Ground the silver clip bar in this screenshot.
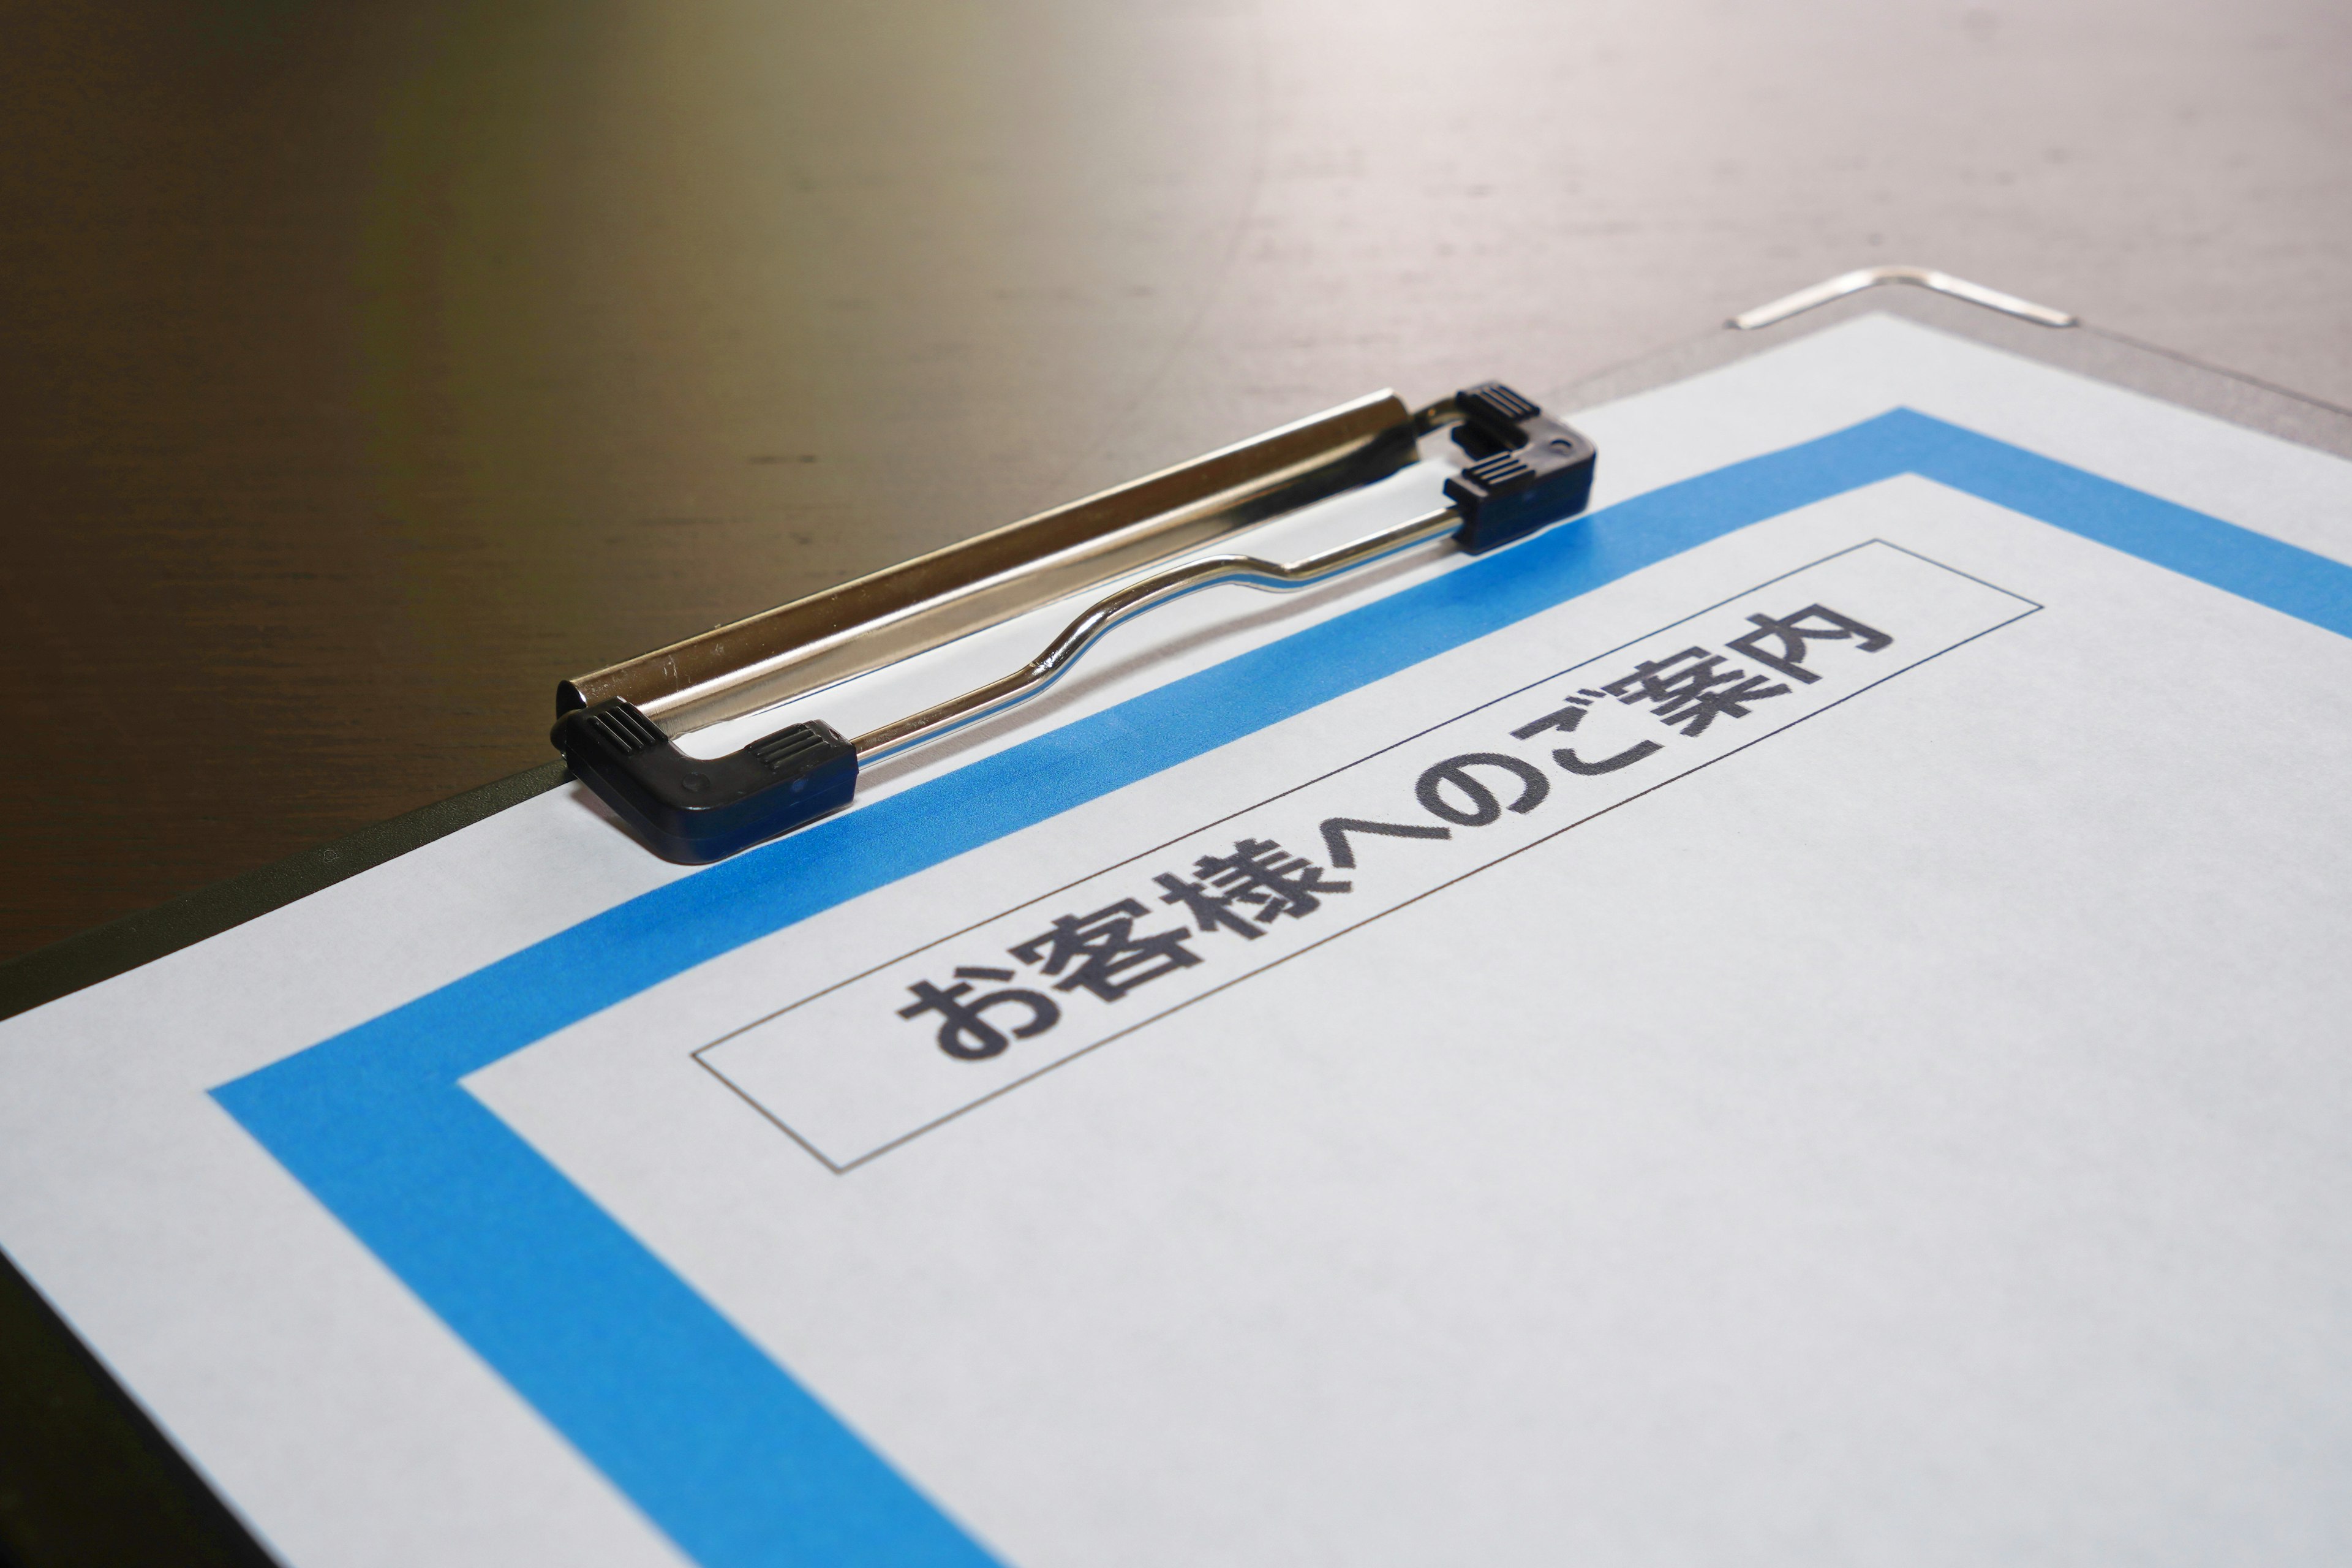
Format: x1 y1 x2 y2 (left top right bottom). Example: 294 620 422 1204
852 499 1465 763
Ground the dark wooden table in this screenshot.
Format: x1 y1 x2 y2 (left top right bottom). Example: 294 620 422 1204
4 0 2348 965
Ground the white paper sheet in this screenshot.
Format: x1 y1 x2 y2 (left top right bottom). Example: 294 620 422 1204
7 315 2352 1568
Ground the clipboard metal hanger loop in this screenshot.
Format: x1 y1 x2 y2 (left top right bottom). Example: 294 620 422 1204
1730 266 2078 331
552 382 1600 864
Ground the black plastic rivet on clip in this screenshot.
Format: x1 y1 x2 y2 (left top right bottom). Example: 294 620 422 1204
552 382 1597 864
551 702 858 865
1442 381 1599 554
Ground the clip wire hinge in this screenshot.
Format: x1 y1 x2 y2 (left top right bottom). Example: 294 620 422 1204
552 380 1596 863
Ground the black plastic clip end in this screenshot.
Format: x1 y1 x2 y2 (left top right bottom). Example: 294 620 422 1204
551 698 858 864
1441 381 1597 554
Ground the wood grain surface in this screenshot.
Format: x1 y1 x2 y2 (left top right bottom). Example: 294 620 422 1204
2 0 2347 963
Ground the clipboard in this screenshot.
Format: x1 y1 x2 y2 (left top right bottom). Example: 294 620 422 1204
15 266 2345 1024
6 270 2351 1568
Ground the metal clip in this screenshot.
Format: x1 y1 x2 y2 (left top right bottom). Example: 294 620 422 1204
553 382 1597 862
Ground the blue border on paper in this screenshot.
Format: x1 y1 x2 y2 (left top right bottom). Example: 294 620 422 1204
212 411 2352 1567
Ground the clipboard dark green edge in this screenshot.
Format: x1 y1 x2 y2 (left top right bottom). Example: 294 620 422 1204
3 284 2348 1568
